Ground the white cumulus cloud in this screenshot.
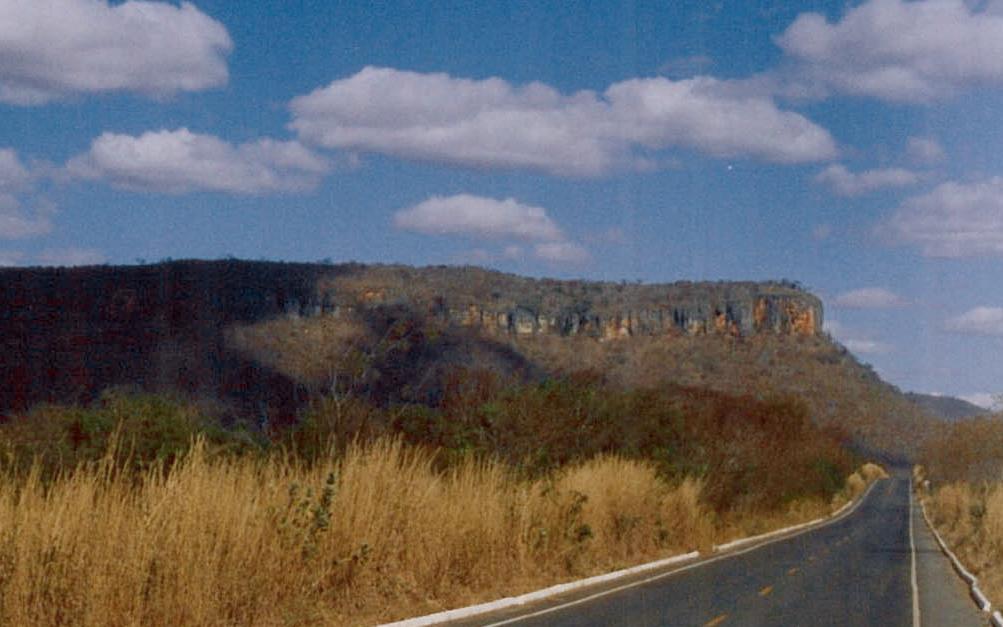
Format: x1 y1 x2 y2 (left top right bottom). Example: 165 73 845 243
833 287 907 309
66 129 330 194
393 195 564 242
776 0 1003 102
0 0 232 104
842 338 893 355
824 319 892 355
289 66 837 177
946 306 1003 336
959 392 996 410
394 194 590 265
815 164 918 196
885 177 1003 257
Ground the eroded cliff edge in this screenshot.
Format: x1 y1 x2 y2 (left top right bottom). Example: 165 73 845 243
316 265 821 340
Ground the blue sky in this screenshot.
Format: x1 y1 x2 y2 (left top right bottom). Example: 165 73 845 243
3 0 1003 404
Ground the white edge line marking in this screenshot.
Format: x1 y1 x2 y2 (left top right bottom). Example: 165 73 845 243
477 480 880 627
910 479 920 627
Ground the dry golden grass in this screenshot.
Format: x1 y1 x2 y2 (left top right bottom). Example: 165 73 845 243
0 438 712 626
926 479 1003 610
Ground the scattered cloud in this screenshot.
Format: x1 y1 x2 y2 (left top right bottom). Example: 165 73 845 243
0 148 55 239
533 241 590 264
0 250 24 266
814 164 918 196
35 247 106 267
833 287 908 309
289 66 837 177
0 0 232 105
842 338 893 355
0 209 53 239
824 319 893 355
394 194 589 265
66 129 329 195
959 392 997 409
393 195 564 242
906 136 945 165
776 0 1003 102
945 306 1003 336
884 177 1003 257
502 245 524 260
0 149 30 192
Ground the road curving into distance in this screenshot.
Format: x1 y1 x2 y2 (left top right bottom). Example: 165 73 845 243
443 475 984 627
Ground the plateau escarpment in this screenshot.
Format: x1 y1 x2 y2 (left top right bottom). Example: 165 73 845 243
0 259 928 460
0 260 816 415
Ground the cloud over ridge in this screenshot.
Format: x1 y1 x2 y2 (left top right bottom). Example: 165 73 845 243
394 194 589 265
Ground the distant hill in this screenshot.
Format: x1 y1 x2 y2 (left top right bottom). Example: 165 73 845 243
906 392 988 421
0 259 935 460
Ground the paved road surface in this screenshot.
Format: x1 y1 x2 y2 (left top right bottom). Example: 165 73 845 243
450 477 985 626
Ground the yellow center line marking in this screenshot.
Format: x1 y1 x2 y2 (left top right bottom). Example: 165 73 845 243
759 585 774 597
788 567 799 575
703 614 729 627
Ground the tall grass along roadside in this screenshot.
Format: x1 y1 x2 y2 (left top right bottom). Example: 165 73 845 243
0 437 714 626
919 468 1003 614
918 416 1003 612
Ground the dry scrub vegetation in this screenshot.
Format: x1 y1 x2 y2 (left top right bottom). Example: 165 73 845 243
0 437 715 626
516 334 933 461
919 417 1003 611
0 388 883 626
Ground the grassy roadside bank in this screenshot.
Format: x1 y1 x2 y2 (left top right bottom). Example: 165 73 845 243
915 416 1003 613
916 468 1003 612
0 432 884 627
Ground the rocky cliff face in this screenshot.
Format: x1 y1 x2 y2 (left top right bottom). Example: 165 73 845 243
425 294 819 340
0 260 822 419
313 267 822 341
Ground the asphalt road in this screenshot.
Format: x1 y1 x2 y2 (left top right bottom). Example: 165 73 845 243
451 477 983 627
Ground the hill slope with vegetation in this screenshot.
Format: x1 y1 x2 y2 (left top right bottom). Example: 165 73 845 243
0 259 933 460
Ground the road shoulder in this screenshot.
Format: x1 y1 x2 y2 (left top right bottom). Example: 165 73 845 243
913 496 987 626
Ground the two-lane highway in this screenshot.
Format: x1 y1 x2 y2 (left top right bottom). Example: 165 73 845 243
450 477 982 626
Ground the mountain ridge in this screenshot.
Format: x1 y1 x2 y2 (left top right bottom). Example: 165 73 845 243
0 259 930 459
